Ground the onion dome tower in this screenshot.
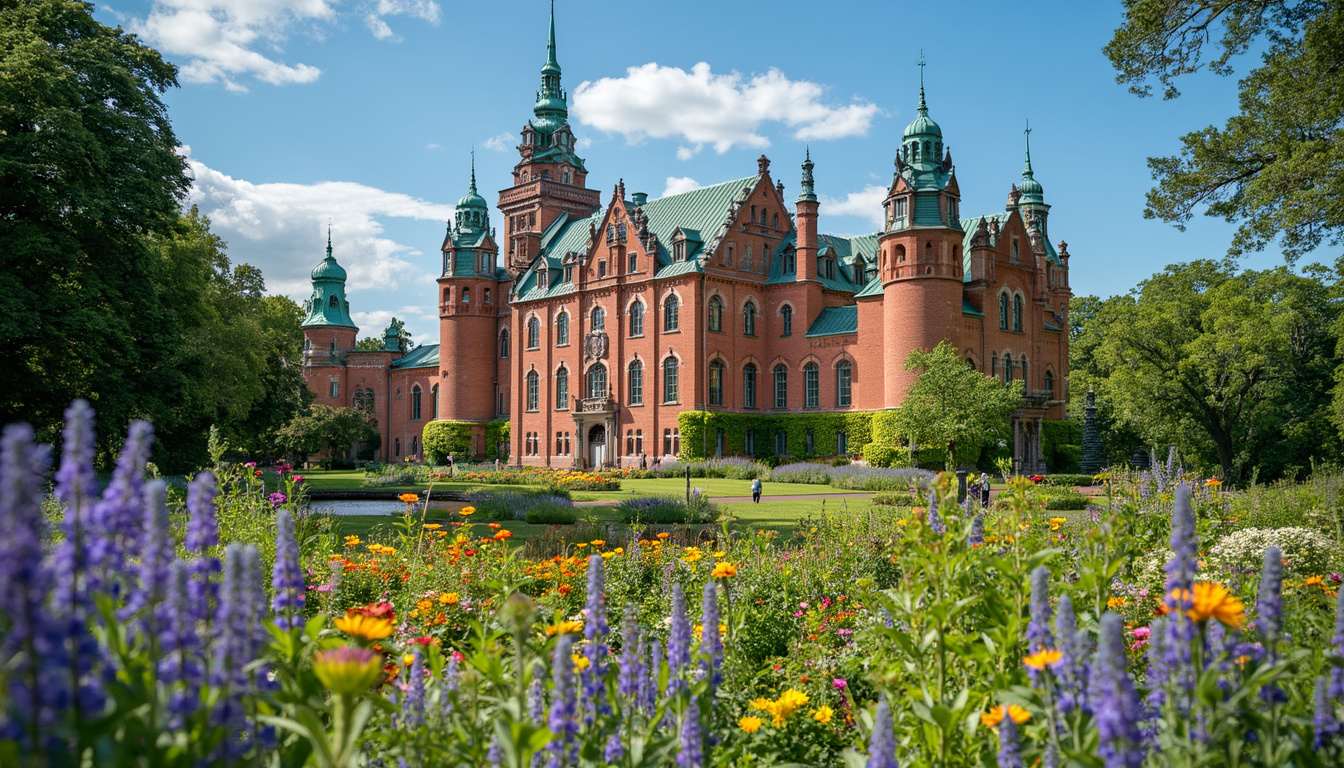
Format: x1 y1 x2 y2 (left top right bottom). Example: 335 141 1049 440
301 229 358 402
438 158 500 425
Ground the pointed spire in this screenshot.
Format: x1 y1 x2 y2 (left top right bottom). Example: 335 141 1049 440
469 149 477 194
542 0 561 76
1023 120 1034 176
326 225 332 257
917 50 928 116
798 145 816 203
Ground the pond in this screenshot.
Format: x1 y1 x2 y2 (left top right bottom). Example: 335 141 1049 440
307 500 469 517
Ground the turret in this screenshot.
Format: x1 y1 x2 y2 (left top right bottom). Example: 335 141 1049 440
795 148 818 283
439 163 501 426
301 230 358 404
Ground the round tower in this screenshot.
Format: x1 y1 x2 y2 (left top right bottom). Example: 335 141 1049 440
879 67 965 407
302 231 358 405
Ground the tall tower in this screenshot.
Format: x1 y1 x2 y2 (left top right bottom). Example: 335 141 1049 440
438 161 501 427
497 0 600 276
878 61 965 407
301 230 359 405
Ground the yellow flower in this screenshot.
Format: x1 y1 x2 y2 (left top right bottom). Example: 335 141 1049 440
1186 581 1246 628
713 550 727 559
575 543 588 549
398 493 420 504
545 620 584 636
711 562 738 579
981 704 1031 728
402 653 416 667
458 506 475 517
683 549 704 563
614 547 624 555
810 705 834 724
656 532 670 540
590 539 606 547
1204 478 1222 487
1022 649 1063 670
753 689 810 727
1107 596 1126 609
423 523 442 531
1304 575 1325 588
571 653 590 671
601 551 615 560
750 697 773 712
313 646 383 695
344 535 362 547
738 716 763 733
334 613 395 641
439 592 460 606
692 622 727 641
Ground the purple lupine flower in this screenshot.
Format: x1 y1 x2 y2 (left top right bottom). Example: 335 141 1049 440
700 580 723 687
676 699 703 768
618 611 642 699
1165 483 1198 595
527 673 544 723
604 733 625 762
210 544 256 761
1026 566 1053 652
927 497 945 534
184 471 220 622
667 583 692 692
1144 617 1169 713
1054 594 1089 714
443 653 461 718
272 510 304 630
546 635 578 767
866 697 898 768
1256 545 1284 651
125 480 174 624
1330 587 1344 699
996 713 1024 768
1162 483 1198 703
403 650 425 729
643 638 661 710
487 735 504 766
968 510 985 547
159 560 200 726
1043 742 1061 768
1090 612 1146 768
1315 677 1340 749
88 420 154 584
53 400 95 612
882 607 894 629
267 492 287 509
582 555 610 719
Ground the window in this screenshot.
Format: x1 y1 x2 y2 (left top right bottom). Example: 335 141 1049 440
411 385 422 420
663 357 679 403
1004 353 1014 383
556 312 570 345
628 360 643 404
1045 370 1055 398
726 244 734 266
837 430 848 455
461 288 470 304
354 390 365 409
715 428 725 458
555 366 569 409
708 296 723 332
635 429 643 455
598 260 607 278
587 363 608 399
431 385 439 419
743 302 757 336
836 361 852 407
329 295 339 308
591 306 606 333
1013 294 1024 333
1021 357 1029 388
526 371 539 411
500 330 510 358
365 390 374 411
395 437 401 457
991 353 998 376
781 305 793 337
663 428 680 457
556 432 565 455
999 294 1009 331
743 364 757 409
744 245 754 272
773 365 788 409
782 247 793 273
1012 238 1020 261
805 429 815 454
663 295 679 332
629 300 644 336
527 318 540 349
772 212 778 230
443 288 451 304
564 264 573 282
709 360 724 406
330 381 339 398
744 429 755 455
774 430 787 455
628 252 637 274
803 362 819 408
484 288 492 303
626 430 635 455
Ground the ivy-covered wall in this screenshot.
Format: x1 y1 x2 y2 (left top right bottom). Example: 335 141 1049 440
677 411 875 462
486 418 510 460
422 420 474 464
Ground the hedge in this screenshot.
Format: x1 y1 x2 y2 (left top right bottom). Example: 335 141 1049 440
1043 419 1082 473
422 420 473 464
677 411 875 461
486 418 510 460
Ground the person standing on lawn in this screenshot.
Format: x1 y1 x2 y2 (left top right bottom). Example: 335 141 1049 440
979 472 991 507
751 477 762 503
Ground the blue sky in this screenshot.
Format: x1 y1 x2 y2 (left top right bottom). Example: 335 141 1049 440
96 0 1289 345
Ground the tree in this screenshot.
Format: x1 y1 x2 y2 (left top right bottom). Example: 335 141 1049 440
1086 260 1339 483
274 405 379 467
1105 1 1344 263
894 341 1023 470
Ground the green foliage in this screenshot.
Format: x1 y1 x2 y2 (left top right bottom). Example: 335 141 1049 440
523 505 577 525
485 418 510 460
677 410 874 461
615 495 720 525
1042 419 1082 473
422 420 473 464
1041 473 1095 487
872 491 923 507
275 405 379 466
861 442 903 468
1106 1 1344 263
893 341 1021 469
1040 487 1091 510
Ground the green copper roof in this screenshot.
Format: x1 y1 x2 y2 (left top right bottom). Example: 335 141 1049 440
854 276 883 298
959 211 1061 269
457 155 488 211
765 230 877 292
797 147 817 203
962 298 983 316
805 306 858 337
390 344 439 370
902 62 942 141
533 0 568 125
302 235 357 328
1019 125 1045 205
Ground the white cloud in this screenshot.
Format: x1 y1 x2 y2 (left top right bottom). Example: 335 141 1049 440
483 132 516 152
124 0 439 91
820 185 887 229
426 142 441 150
184 151 454 300
573 62 879 156
661 177 703 197
352 305 440 344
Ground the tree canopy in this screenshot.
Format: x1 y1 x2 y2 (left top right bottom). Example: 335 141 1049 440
894 341 1022 470
274 405 379 466
1106 1 1344 263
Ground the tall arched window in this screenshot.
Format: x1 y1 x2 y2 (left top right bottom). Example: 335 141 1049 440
1044 370 1055 398
365 390 375 411
431 384 439 419
499 330 510 358
627 360 643 404
773 364 788 409
591 306 606 333
411 385 422 420
526 371 539 410
663 295 680 332
708 296 723 332
587 363 608 399
555 366 569 409
662 357 679 402
709 359 725 406
781 305 793 337
527 317 540 349
1012 294 1024 333
1004 353 1014 383
328 295 339 308
1021 357 1029 388
836 361 852 407
999 294 1009 331
353 390 365 409
803 362 819 408
743 302 757 336
743 363 758 409
629 300 644 336
556 312 570 345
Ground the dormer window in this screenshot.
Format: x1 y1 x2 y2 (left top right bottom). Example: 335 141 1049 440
564 264 573 282
562 169 571 184
538 268 548 290
893 197 908 224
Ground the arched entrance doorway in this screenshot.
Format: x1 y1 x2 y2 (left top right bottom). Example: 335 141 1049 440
588 424 606 468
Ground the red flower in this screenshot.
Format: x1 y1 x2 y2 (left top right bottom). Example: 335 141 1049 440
352 601 396 620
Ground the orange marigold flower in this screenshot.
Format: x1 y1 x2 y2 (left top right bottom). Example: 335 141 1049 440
458 506 476 517
546 620 583 636
399 493 420 504
1304 575 1325 587
711 562 738 579
335 612 395 641
981 704 1031 728
1204 478 1222 487
423 523 442 531
1022 649 1063 670
1169 582 1246 628
656 532 670 540
738 716 763 733
439 592 460 606
494 530 513 540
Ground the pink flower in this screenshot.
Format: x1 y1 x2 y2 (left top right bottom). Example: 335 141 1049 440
244 461 257 468
293 475 305 484
833 678 847 690
1137 588 1149 598
1131 626 1151 640
820 597 832 609
1130 639 1149 651
798 602 809 610
1331 573 1342 584
793 611 804 619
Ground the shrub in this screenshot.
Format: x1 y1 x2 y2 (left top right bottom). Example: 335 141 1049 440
616 496 688 524
862 443 903 468
1042 474 1095 487
771 462 834 484
828 465 934 492
873 491 924 507
422 420 474 464
363 463 428 487
1042 488 1091 510
1207 527 1340 579
650 457 769 479
468 490 573 522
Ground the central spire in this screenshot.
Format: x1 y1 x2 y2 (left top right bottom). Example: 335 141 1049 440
1023 120 1034 175
533 0 568 125
543 0 560 76
917 49 928 116
469 149 477 194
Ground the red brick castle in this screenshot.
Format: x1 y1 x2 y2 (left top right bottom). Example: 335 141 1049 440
302 8 1071 472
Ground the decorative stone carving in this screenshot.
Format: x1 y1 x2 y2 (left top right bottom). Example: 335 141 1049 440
1080 387 1106 474
583 331 608 361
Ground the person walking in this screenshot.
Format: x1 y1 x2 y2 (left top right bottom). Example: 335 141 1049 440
979 472 991 507
751 477 762 504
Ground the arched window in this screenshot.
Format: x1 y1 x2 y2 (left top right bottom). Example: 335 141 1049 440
743 302 757 336
353 390 365 409
411 385 422 420
629 300 644 336
773 364 788 409
837 430 848 455
591 306 606 333
526 371 539 410
781 305 793 337
991 352 998 376
329 295 339 308
431 385 439 419
663 295 680 332
555 366 569 409
587 363 608 399
743 363 758 409
662 357 679 403
442 288 451 304
708 296 723 332
1044 370 1055 398
772 212 779 230
484 288 492 303
1021 357 1029 388
999 294 1009 331
1012 294 1024 333
803 362 819 408
556 312 570 345
461 288 471 304
709 359 725 406
527 317 540 349
1004 353 1014 383
627 360 643 404
836 361 852 407
499 329 510 358
365 390 375 411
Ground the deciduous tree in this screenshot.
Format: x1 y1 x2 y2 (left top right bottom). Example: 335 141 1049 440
895 341 1022 470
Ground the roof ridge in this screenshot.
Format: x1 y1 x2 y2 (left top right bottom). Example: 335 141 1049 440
650 174 758 204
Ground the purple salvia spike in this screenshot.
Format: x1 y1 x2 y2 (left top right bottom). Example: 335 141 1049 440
866 697 897 768
1026 566 1052 652
271 510 304 630
997 713 1024 768
667 583 691 692
89 420 153 582
676 698 703 768
1089 613 1146 768
700 580 723 688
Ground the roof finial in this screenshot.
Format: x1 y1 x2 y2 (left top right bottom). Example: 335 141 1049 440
326 225 332 258
1024 119 1034 175
917 50 928 116
469 148 477 193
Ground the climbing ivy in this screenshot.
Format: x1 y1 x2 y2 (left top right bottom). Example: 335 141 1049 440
677 411 875 461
